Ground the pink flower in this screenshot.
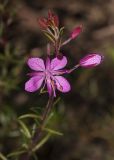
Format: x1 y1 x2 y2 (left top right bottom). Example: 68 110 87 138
25 56 71 97
79 53 103 68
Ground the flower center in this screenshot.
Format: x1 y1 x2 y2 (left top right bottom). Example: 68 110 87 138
45 69 52 78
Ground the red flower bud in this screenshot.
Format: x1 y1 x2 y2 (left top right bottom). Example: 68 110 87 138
53 15 59 27
48 10 59 27
48 10 53 19
70 25 82 39
38 18 48 29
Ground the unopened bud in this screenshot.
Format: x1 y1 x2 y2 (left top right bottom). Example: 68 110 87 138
53 15 59 27
38 18 48 29
79 54 103 68
70 25 82 39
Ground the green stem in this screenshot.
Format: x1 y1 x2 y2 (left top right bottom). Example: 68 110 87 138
32 95 54 144
19 95 54 160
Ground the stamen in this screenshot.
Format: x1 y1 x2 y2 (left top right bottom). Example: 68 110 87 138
59 85 63 91
54 76 63 91
51 79 56 97
40 78 46 93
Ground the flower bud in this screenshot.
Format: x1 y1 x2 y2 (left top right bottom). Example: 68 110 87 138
53 15 59 27
70 25 82 39
48 10 59 27
38 18 48 29
48 10 53 19
79 54 103 68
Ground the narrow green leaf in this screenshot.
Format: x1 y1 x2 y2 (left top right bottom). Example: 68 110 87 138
30 106 42 113
18 114 41 120
22 143 28 149
7 150 26 157
44 98 60 126
43 127 63 136
32 133 51 152
18 120 31 138
44 32 55 43
40 88 48 94
43 112 54 126
0 153 7 160
53 97 61 106
60 27 65 36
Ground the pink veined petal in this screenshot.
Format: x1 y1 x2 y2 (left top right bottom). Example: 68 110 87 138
25 75 44 92
54 76 71 93
46 57 51 70
27 72 44 77
27 58 45 71
51 56 67 71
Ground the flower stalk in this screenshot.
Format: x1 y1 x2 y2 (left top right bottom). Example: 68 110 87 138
32 95 54 144
20 95 54 160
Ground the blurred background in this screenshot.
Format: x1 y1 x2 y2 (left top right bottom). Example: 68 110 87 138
0 0 114 159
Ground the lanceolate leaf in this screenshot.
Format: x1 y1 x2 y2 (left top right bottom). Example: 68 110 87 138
32 133 51 152
44 32 55 43
43 127 63 136
18 120 31 139
59 27 64 36
18 114 41 120
7 150 26 158
53 97 61 106
0 153 7 160
43 112 54 126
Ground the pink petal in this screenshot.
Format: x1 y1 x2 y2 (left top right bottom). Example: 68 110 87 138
46 57 51 70
79 53 103 68
27 58 45 71
27 72 44 77
54 76 71 93
51 56 67 71
25 75 44 92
